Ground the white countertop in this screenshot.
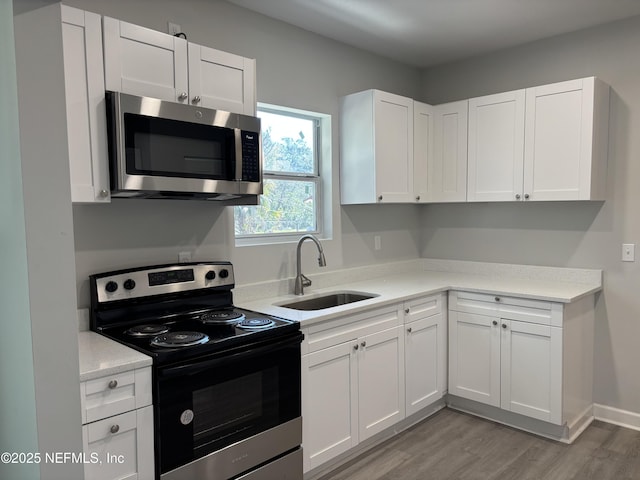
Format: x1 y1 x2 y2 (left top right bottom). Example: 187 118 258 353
78 331 152 381
237 269 602 327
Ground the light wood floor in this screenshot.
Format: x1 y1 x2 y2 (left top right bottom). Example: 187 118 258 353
320 408 640 480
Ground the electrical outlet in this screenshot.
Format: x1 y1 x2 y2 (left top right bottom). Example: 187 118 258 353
622 243 635 262
178 251 192 263
374 235 381 251
168 22 181 35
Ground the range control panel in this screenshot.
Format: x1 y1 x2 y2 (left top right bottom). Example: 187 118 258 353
93 262 234 303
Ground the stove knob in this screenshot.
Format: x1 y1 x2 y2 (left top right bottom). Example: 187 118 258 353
205 270 216 281
105 281 118 293
219 269 229 279
123 279 136 290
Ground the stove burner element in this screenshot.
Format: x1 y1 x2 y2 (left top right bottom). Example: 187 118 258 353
237 318 276 330
200 311 245 325
125 324 170 337
150 331 209 348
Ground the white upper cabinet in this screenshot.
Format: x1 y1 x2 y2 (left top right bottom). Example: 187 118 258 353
15 4 110 204
340 90 415 204
188 43 256 115
431 100 468 202
523 77 609 201
467 90 526 202
414 101 435 203
103 17 256 115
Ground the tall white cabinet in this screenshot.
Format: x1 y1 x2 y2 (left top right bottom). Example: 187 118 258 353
431 101 468 202
103 17 256 115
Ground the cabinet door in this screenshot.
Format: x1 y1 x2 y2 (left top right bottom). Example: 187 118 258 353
500 319 562 424
103 17 188 102
358 326 405 441
302 341 358 472
61 6 110 203
83 405 154 480
373 91 414 203
468 90 525 202
432 101 468 202
188 43 256 115
448 311 500 407
523 77 601 201
405 312 446 416
414 101 434 203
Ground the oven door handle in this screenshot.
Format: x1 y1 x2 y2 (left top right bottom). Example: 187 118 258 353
158 331 303 379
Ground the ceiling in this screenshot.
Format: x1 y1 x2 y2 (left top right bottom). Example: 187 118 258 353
227 0 640 67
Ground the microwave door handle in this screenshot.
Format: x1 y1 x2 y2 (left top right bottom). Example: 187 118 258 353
234 128 243 181
158 332 303 379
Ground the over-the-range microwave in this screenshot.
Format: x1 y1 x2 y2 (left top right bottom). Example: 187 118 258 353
105 91 262 203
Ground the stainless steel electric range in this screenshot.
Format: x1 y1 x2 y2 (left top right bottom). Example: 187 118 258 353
90 262 303 480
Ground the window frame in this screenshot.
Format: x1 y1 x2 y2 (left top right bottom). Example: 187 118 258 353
234 104 325 244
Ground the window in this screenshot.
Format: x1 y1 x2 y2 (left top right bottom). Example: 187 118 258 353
234 105 324 240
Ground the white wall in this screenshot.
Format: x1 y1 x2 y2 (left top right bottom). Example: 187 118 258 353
420 15 640 415
0 1 39 478
66 0 424 307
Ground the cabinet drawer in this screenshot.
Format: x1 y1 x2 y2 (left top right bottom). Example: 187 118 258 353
81 367 152 424
303 305 401 354
82 405 154 480
449 291 563 327
404 294 444 323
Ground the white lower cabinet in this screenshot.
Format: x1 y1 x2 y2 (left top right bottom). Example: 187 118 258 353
80 367 154 480
301 305 404 472
302 294 446 473
404 294 447 416
448 291 593 434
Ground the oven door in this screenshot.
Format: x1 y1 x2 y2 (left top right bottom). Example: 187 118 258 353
156 331 303 479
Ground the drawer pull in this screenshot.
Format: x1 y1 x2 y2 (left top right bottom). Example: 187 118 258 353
407 327 412 333
405 308 410 314
353 344 359 351
502 323 508 329
492 320 498 326
361 341 366 348
108 380 118 389
110 424 120 434
494 296 501 302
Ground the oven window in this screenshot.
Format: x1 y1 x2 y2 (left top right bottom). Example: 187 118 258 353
123 113 234 180
192 371 271 448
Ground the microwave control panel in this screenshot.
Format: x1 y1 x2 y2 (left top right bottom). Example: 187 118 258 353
241 131 260 182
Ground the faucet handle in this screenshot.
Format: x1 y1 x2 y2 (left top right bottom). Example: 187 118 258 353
301 274 312 288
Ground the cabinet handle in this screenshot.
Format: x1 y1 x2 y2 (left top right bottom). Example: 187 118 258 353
494 296 501 302
178 92 188 101
515 194 521 200
407 327 412 333
361 341 366 348
110 424 120 434
405 308 410 314
192 95 201 104
353 344 359 351
492 320 498 326
502 323 507 329
108 380 118 389
416 195 421 201
377 195 383 202
524 193 530 199
98 189 109 198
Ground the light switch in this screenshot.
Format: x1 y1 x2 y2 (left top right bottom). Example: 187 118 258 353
622 243 635 262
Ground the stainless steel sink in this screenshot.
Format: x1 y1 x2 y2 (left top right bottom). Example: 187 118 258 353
278 291 379 311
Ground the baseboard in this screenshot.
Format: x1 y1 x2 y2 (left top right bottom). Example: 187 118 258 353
594 403 640 431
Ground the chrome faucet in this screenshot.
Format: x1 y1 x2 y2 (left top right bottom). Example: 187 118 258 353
294 234 326 295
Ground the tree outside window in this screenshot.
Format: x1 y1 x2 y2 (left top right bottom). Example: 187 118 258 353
235 108 321 238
